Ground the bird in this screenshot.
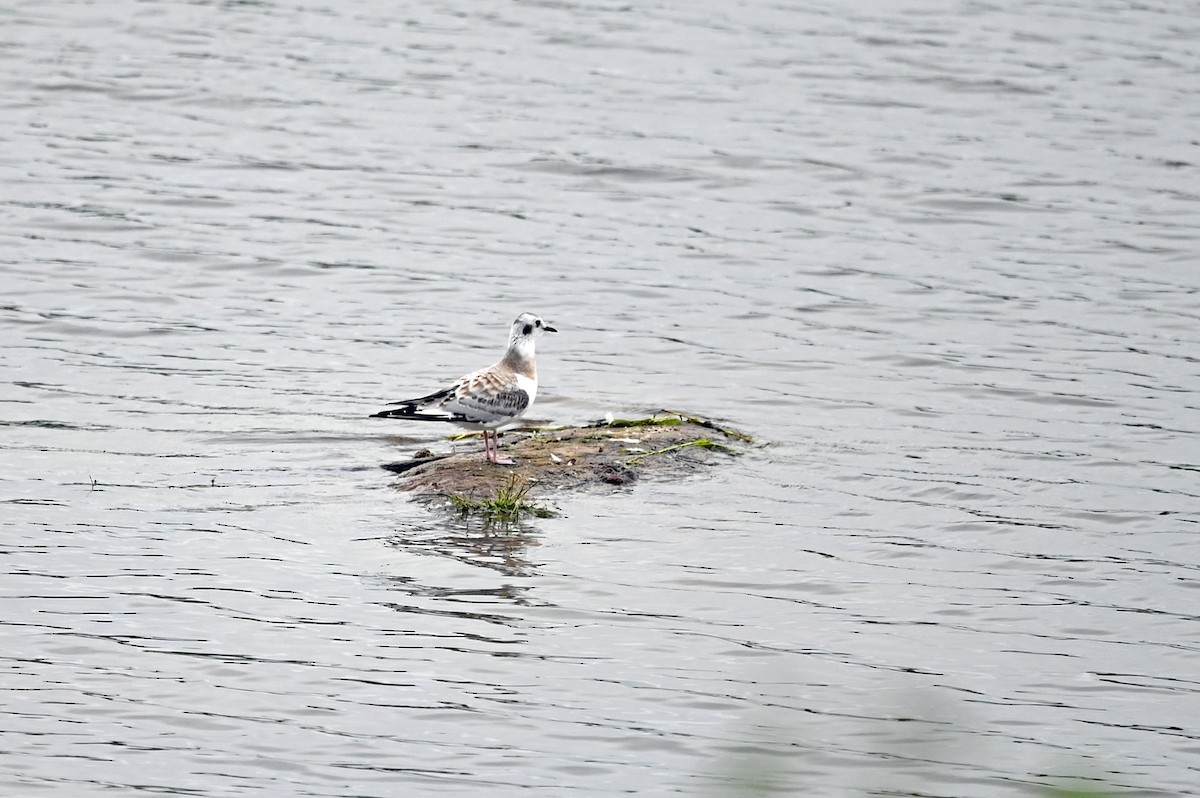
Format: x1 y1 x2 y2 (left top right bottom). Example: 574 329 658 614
372 313 557 464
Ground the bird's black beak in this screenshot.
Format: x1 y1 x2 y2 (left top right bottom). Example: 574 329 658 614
544 324 558 333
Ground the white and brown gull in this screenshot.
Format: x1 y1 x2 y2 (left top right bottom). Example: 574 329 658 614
372 312 557 463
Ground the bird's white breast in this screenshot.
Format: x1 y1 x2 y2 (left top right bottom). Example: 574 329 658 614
515 372 537 407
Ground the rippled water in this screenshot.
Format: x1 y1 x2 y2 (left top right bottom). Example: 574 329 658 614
3 1 1199 796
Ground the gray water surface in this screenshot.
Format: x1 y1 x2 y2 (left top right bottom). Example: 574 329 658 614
2 1 1199 796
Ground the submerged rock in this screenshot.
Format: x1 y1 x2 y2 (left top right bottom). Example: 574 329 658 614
594 463 638 486
381 412 752 507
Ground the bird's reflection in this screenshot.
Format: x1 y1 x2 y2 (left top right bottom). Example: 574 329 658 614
388 513 541 577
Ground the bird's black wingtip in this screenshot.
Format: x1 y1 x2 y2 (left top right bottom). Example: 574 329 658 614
371 407 411 419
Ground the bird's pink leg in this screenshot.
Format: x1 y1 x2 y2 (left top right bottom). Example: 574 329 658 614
482 430 495 462
491 431 515 465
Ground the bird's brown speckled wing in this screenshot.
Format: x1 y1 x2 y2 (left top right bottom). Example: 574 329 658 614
450 368 529 422
371 361 531 427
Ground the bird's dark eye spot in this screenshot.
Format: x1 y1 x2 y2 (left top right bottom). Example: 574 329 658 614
522 324 533 335
535 319 542 327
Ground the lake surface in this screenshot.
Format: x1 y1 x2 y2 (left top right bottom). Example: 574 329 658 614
2 1 1198 796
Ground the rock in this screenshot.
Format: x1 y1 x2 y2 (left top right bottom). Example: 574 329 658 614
594 463 638 485
379 412 753 511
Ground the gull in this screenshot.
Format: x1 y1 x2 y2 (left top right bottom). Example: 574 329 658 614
372 312 557 464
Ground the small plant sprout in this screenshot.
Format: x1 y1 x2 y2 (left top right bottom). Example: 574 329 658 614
447 474 555 522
